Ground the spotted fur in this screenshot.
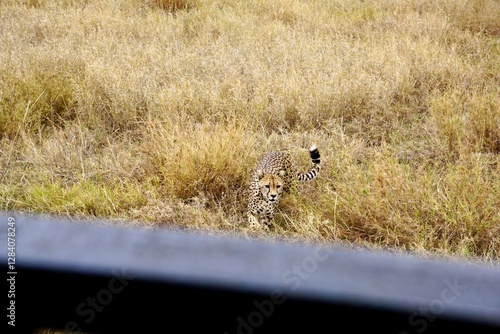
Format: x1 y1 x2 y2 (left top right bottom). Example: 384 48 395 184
247 145 321 228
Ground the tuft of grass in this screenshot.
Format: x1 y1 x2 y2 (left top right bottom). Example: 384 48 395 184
149 0 197 12
0 62 77 139
141 120 257 204
0 0 499 260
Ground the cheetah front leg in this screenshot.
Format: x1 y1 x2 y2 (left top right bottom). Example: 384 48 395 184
248 212 260 229
259 214 272 230
248 210 272 230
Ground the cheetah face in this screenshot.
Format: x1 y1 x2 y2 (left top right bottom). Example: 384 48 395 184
257 170 285 203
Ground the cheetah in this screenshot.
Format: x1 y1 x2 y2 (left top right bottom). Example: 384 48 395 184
247 145 321 228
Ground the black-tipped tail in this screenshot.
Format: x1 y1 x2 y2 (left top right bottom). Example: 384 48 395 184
309 145 321 165
297 146 321 182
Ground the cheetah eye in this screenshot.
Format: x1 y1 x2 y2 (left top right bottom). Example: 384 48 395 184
265 185 270 189
276 185 281 189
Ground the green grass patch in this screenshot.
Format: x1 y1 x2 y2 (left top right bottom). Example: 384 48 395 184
13 181 147 218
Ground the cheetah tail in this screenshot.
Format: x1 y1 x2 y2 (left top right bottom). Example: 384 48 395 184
298 145 321 182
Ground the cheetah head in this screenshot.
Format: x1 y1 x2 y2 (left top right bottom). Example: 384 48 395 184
257 170 285 203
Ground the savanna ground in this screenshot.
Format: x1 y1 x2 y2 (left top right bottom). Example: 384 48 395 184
1 0 499 263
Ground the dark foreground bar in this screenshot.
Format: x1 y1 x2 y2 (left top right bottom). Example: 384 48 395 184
1 212 500 333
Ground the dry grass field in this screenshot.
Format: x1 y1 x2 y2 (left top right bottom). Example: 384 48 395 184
1 0 499 260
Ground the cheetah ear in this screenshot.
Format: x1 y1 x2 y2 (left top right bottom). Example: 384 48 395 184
278 170 285 177
257 169 264 179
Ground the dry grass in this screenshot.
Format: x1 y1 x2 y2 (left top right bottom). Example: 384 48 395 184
1 0 499 260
